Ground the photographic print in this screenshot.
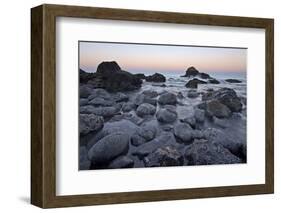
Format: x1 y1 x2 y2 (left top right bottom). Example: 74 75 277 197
79 41 247 170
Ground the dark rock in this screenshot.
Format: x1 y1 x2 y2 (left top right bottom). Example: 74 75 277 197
87 88 111 101
89 97 114 107
91 106 119 118
79 146 91 170
185 78 207 89
131 124 157 146
134 93 157 106
80 105 95 114
146 73 166 82
144 146 184 167
225 79 242 83
142 90 158 98
202 88 242 112
199 72 211 79
83 61 142 92
205 100 231 118
194 108 205 123
113 92 129 102
132 133 176 159
187 90 199 98
191 130 205 139
108 156 134 169
185 139 242 165
180 116 196 128
136 103 156 117
134 73 146 80
213 117 230 128
88 132 130 165
80 98 89 106
177 92 184 99
80 69 96 84
80 85 93 98
156 106 177 123
158 92 177 105
203 128 246 162
86 120 139 149
80 114 104 135
182 66 199 77
208 78 220 84
174 123 193 143
122 102 136 112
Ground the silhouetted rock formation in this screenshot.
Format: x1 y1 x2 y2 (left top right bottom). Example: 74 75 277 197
225 79 242 83
182 66 199 77
134 73 146 80
80 61 142 92
146 73 166 82
185 78 207 88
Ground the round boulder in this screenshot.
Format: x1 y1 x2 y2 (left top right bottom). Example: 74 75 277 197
88 132 130 165
156 106 177 123
174 123 193 143
158 93 177 105
136 103 156 117
80 114 104 135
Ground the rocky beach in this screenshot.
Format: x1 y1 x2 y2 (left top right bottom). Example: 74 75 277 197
79 61 247 170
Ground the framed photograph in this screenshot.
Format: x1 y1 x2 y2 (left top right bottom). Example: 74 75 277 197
31 4 274 208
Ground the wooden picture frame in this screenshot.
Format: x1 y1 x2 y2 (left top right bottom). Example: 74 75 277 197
31 4 274 208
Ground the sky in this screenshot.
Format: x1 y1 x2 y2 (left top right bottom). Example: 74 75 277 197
79 41 247 75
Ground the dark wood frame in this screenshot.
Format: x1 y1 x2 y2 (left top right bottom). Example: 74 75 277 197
31 4 274 208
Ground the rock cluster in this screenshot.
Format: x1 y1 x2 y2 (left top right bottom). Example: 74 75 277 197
79 63 246 170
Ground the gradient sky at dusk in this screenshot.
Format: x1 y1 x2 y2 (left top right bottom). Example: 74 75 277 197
79 41 247 75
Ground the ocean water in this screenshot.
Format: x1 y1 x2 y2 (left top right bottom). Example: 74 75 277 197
141 72 247 98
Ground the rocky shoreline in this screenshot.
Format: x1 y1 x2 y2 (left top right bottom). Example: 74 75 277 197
79 61 246 170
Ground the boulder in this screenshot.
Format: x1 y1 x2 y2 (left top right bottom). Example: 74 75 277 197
199 72 211 79
132 133 176 159
134 93 157 106
122 102 136 112
208 78 220 84
185 139 242 165
225 79 242 83
181 66 199 77
93 106 119 117
144 146 184 167
156 106 177 123
174 123 193 143
142 90 158 98
88 132 130 165
180 116 196 128
146 73 166 82
202 88 242 112
82 61 142 92
194 108 205 123
80 105 95 114
87 88 111 101
136 103 156 117
205 100 231 118
108 156 134 169
187 90 199 98
113 92 129 102
89 97 114 107
79 146 91 170
203 128 246 162
134 73 146 80
80 85 93 98
80 98 89 106
158 93 177 105
185 78 207 89
80 114 104 135
131 124 157 146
